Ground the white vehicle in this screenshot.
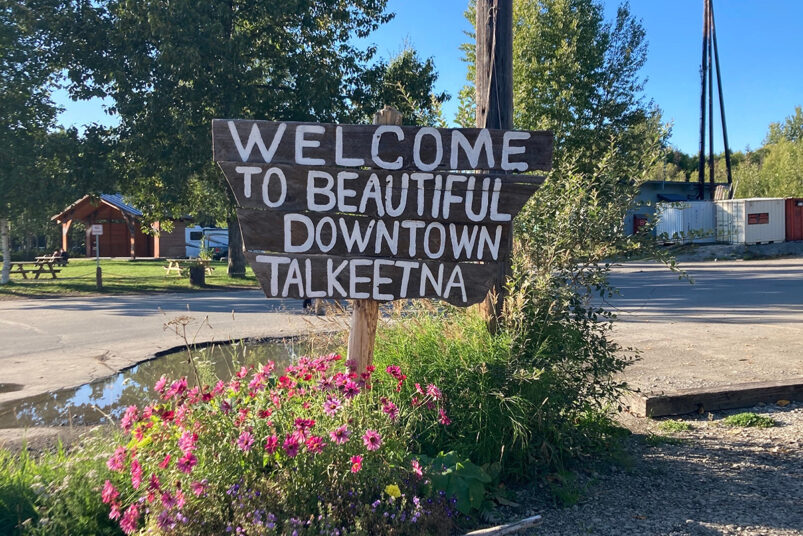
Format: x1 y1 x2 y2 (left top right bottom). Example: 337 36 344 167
185 226 229 259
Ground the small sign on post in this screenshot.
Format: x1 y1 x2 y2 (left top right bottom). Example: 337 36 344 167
91 224 103 289
212 109 553 371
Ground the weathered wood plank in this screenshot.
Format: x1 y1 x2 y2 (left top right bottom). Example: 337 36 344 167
622 378 803 417
218 162 544 224
245 251 498 306
237 208 511 263
212 119 553 172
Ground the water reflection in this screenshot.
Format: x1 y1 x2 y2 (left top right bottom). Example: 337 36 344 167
0 340 307 428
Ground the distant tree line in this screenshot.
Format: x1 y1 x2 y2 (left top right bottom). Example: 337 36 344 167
644 106 803 199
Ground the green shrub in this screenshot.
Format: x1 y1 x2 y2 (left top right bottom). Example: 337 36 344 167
657 420 692 433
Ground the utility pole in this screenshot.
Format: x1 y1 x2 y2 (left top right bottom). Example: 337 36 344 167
476 0 513 333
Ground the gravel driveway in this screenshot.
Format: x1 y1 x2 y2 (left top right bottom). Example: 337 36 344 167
501 403 803 535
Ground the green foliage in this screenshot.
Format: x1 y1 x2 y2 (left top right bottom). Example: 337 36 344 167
420 452 492 515
721 412 776 428
0 438 122 536
657 420 693 433
643 434 684 447
735 138 803 198
765 105 803 145
351 47 449 126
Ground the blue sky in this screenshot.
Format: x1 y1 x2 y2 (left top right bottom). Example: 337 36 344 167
53 0 803 155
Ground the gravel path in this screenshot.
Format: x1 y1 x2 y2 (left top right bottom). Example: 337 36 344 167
498 403 803 536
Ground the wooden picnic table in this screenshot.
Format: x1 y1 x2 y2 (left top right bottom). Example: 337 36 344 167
35 254 69 266
7 260 62 279
163 258 214 277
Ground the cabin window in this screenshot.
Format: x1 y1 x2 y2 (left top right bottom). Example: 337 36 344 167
747 213 769 225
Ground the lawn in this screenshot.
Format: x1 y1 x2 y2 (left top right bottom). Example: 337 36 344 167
0 258 260 297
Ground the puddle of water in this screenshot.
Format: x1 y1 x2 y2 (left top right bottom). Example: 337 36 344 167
0 340 310 428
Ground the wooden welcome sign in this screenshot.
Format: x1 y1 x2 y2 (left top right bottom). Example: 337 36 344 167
212 112 552 309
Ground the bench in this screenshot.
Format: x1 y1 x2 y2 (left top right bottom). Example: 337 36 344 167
7 261 61 279
164 258 214 277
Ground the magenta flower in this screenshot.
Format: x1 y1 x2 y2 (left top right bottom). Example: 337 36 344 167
439 407 451 425
120 405 138 432
119 503 140 535
106 446 126 472
323 396 342 417
294 418 315 432
411 459 424 479
161 491 177 509
350 454 363 473
130 459 142 489
237 430 255 452
264 434 279 454
154 375 168 393
158 454 171 469
178 431 197 454
190 479 208 497
426 384 442 400
156 511 175 531
362 429 382 451
177 452 197 473
342 379 360 399
101 480 119 504
109 503 121 521
329 425 351 445
305 435 325 454
381 399 399 422
282 434 300 458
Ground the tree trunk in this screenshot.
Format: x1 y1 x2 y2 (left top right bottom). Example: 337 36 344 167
227 216 246 278
189 264 206 286
476 0 513 333
1 218 10 285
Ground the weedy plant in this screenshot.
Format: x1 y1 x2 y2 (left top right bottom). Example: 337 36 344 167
721 412 776 428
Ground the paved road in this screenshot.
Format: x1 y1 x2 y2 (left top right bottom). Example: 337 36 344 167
608 258 803 393
0 291 334 406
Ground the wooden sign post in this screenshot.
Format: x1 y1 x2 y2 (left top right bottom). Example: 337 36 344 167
212 110 553 372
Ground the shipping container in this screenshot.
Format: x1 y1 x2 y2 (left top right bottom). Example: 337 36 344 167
715 198 786 245
786 198 803 242
655 201 716 244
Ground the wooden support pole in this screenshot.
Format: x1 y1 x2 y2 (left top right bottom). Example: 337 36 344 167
476 0 513 333
61 219 72 252
346 105 402 374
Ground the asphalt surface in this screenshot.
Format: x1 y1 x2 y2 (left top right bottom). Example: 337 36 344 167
607 258 803 393
0 291 334 406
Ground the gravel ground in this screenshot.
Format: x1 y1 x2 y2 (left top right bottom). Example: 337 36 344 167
493 402 803 536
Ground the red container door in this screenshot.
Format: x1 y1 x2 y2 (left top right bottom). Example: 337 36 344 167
786 199 803 242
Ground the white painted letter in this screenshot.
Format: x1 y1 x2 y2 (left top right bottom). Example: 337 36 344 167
372 259 394 300
371 126 404 170
284 213 314 252
335 126 365 166
295 124 326 166
349 259 372 299
307 170 336 211
450 129 494 169
327 259 348 297
423 222 446 259
501 131 530 171
489 178 511 221
235 166 261 198
262 167 287 208
443 266 467 303
255 255 290 295
413 127 443 171
228 121 285 163
337 171 359 212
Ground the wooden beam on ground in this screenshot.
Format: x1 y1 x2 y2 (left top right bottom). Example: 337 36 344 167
622 378 803 417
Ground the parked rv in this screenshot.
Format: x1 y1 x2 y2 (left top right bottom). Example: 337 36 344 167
185 226 229 259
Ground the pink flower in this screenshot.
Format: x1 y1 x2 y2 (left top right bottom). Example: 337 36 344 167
294 418 316 432
236 366 249 379
305 435 325 454
329 425 351 445
190 479 208 497
149 473 161 491
109 503 121 520
101 480 119 504
414 383 425 395
130 459 142 489
154 375 168 393
323 396 342 417
119 503 140 534
381 398 399 422
362 429 382 451
438 407 451 425
264 434 279 453
283 435 300 458
411 459 424 479
350 455 363 473
106 446 126 472
120 405 138 432
237 430 255 452
161 491 177 509
158 454 171 469
178 431 197 454
426 384 442 400
165 378 188 399
177 452 197 473
342 379 360 399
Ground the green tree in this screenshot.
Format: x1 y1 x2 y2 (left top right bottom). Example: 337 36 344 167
0 0 60 283
53 0 393 275
351 47 450 126
765 105 803 145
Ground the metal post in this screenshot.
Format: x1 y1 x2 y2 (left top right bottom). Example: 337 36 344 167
709 0 734 193
95 233 102 289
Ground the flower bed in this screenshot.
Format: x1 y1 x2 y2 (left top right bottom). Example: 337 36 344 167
101 354 458 534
